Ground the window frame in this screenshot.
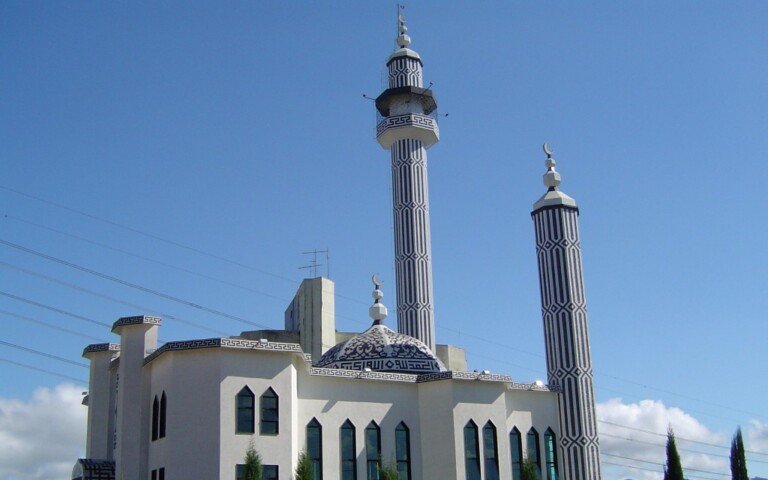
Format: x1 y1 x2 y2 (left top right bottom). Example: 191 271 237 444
365 421 381 480
307 417 323 480
340 419 357 480
236 387 255 434
509 427 523 480
260 387 279 435
263 465 278 480
527 428 541 478
544 428 559 480
463 420 481 480
159 392 167 439
395 422 411 480
483 421 499 480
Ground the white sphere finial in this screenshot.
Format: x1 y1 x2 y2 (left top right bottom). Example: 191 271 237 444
542 142 562 189
369 274 388 324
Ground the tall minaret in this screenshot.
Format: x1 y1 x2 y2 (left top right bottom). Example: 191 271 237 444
531 144 601 480
375 11 439 351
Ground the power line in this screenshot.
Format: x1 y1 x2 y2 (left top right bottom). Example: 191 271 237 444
0 290 110 328
602 452 728 477
0 340 88 368
601 460 722 480
0 309 102 342
601 432 768 464
0 356 87 385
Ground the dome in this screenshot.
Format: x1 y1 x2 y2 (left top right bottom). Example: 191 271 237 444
315 324 446 374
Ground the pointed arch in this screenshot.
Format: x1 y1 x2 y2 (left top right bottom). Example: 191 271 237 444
159 392 167 438
365 421 381 480
464 420 481 480
483 421 499 480
307 418 323 480
527 427 541 478
395 422 411 480
260 387 279 435
509 427 523 480
544 428 559 480
340 420 357 480
151 395 159 441
236 386 255 434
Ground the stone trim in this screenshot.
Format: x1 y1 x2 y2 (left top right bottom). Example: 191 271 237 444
111 315 161 333
82 343 120 357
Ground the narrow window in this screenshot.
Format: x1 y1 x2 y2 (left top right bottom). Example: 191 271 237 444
158 468 165 480
151 396 159 441
159 392 167 438
236 387 255 434
395 422 411 480
463 421 481 480
263 465 278 480
236 464 246 480
544 428 559 480
260 388 279 435
483 422 499 480
307 418 323 480
365 421 381 480
151 470 157 480
527 428 541 479
509 427 523 480
341 420 357 480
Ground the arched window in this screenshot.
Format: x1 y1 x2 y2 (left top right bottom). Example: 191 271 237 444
260 388 279 435
236 387 255 434
544 428 559 480
307 418 323 480
365 421 381 480
463 421 481 480
527 428 541 478
341 420 357 480
159 392 167 438
151 396 159 441
395 422 411 480
483 422 499 480
509 427 523 480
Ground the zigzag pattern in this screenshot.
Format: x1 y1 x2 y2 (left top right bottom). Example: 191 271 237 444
390 138 435 351
388 57 423 88
533 206 602 480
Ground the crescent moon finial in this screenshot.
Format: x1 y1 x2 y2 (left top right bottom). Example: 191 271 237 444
543 142 553 157
372 274 382 287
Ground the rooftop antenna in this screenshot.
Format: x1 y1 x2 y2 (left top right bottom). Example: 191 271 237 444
300 249 329 278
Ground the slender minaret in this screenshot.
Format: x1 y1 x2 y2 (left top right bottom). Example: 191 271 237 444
531 144 601 480
375 11 439 351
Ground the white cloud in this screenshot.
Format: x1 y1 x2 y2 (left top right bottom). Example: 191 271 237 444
597 398 729 480
0 384 86 480
747 420 768 454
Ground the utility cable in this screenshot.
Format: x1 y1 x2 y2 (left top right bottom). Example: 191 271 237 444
0 356 87 385
601 452 728 476
0 340 87 368
0 290 110 328
0 309 102 342
600 432 768 464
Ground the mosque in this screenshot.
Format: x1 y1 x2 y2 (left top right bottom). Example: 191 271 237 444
72 13 601 480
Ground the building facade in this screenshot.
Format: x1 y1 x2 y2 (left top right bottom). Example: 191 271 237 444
73 13 600 480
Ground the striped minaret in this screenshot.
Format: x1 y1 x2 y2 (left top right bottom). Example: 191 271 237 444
531 144 601 480
375 12 439 351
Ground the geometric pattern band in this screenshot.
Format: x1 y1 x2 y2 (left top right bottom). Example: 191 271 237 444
388 56 423 88
532 206 601 480
390 138 436 352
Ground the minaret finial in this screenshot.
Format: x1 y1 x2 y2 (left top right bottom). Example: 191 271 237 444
396 4 411 49
542 142 561 190
369 274 388 325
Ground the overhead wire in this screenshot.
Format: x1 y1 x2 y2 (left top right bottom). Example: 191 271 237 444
0 356 87 385
601 452 729 476
600 432 768 464
0 339 88 368
0 308 102 342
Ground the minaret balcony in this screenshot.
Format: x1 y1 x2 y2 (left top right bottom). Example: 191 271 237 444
376 112 439 149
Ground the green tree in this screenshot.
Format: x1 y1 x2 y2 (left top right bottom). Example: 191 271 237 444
664 429 685 480
730 427 749 480
244 438 263 480
378 458 399 480
294 449 313 480
521 457 539 480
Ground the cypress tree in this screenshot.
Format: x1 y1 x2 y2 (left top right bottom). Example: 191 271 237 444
244 438 263 480
730 427 749 480
664 429 685 480
294 449 313 480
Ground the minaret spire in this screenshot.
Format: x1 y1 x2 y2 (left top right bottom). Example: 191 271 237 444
531 145 602 480
374 13 439 351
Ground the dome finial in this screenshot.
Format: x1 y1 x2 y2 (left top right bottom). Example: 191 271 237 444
369 274 387 325
542 142 561 190
395 4 411 48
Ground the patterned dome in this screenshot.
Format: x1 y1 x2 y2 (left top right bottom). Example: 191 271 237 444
315 324 446 374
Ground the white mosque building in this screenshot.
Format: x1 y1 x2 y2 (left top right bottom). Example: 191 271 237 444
73 13 600 480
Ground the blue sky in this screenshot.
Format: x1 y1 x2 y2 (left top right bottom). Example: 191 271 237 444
1 2 767 479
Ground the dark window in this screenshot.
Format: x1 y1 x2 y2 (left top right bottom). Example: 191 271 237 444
307 418 323 480
236 387 255 434
236 464 246 480
263 465 278 480
544 429 559 480
527 428 541 479
158 468 165 480
260 388 279 435
341 420 357 480
365 421 381 480
483 422 499 480
464 421 481 480
510 428 523 480
159 393 167 438
151 396 159 441
151 470 157 480
395 422 411 480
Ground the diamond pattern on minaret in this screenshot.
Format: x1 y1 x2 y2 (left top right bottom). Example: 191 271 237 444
531 146 601 480
374 14 439 352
